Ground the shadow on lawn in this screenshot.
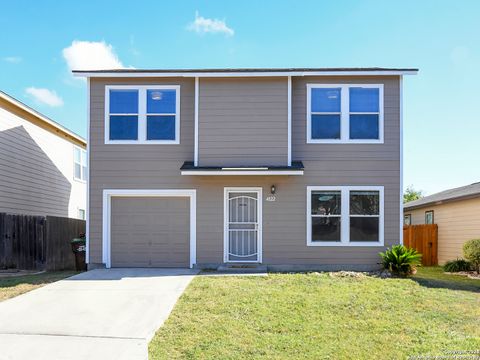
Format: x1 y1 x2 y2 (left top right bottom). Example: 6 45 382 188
411 275 480 293
0 271 78 289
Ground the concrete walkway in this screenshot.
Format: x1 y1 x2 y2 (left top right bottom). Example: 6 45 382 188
0 268 198 360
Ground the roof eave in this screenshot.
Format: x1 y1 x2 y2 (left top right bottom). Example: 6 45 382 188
404 193 480 211
73 69 418 78
0 91 86 146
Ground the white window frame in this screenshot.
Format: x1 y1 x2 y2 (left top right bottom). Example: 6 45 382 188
77 208 86 220
73 145 87 182
306 84 384 144
105 85 180 144
306 186 384 247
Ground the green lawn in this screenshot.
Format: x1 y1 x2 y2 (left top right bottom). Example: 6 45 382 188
149 267 480 359
0 271 77 301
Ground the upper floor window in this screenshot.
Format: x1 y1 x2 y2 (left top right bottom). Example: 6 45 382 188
73 146 87 182
307 84 383 144
105 85 180 144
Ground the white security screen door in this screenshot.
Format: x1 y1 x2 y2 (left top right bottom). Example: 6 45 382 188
225 188 262 262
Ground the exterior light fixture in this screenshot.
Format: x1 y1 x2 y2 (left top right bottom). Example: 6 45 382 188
271 185 276 194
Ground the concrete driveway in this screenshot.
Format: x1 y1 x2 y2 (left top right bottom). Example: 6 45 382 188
0 268 198 360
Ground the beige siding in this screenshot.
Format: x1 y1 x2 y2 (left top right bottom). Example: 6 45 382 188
198 77 288 166
89 76 401 268
111 197 189 267
0 99 86 218
405 198 480 264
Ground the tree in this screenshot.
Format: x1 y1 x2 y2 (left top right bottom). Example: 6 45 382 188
403 185 423 203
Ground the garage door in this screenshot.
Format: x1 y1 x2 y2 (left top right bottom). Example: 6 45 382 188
110 197 190 267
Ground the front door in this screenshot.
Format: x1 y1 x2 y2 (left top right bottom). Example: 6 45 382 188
224 188 262 263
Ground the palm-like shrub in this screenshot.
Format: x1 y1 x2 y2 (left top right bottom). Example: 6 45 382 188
379 245 422 276
463 239 480 274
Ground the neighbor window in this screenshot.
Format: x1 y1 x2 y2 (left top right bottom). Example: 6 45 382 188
78 209 86 220
307 186 384 246
404 214 411 226
106 85 180 144
425 210 434 224
307 84 383 143
73 146 87 181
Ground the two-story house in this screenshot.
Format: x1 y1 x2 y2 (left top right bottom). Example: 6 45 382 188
0 90 87 220
75 68 417 270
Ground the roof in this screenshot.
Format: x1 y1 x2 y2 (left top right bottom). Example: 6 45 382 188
73 67 418 78
0 90 86 146
404 182 480 210
180 161 304 176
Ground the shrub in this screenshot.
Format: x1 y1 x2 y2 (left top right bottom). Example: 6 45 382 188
463 238 480 274
379 245 422 276
443 259 472 272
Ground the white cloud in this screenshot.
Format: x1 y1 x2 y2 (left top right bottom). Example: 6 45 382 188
3 56 22 63
187 11 234 36
25 87 64 107
62 40 126 71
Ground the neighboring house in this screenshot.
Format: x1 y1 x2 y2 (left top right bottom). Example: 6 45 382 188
0 91 87 219
404 182 480 264
74 67 417 270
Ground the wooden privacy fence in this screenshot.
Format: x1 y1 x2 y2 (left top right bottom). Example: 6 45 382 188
0 213 85 271
403 224 438 266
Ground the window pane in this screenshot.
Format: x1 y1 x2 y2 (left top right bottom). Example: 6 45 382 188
78 209 85 220
109 115 138 140
82 165 87 181
147 115 175 140
311 88 341 112
350 217 379 242
349 87 379 112
349 114 379 139
311 191 341 215
311 114 341 139
80 150 86 166
312 217 341 242
147 89 176 114
350 191 379 215
109 90 138 114
74 148 81 163
404 215 411 226
425 211 433 224
74 164 81 179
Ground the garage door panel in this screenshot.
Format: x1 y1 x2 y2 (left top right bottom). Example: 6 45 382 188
111 197 190 268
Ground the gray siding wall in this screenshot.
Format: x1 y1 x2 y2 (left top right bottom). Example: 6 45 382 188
198 77 288 166
89 76 400 267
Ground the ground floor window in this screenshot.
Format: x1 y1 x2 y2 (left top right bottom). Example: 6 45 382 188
307 186 384 246
425 210 434 224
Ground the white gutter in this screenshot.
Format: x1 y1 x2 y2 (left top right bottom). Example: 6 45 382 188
73 70 418 78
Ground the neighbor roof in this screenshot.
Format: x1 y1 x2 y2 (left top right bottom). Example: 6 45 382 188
0 90 85 147
404 182 480 210
73 67 418 77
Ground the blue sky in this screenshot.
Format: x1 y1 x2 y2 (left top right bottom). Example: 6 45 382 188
1 0 479 195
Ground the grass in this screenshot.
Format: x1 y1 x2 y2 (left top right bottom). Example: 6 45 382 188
149 267 480 359
0 271 77 301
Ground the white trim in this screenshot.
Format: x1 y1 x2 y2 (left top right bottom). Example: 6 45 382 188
194 77 199 166
399 76 404 245
73 145 87 183
74 70 418 78
0 91 86 144
224 187 263 263
86 77 90 263
181 170 304 176
306 186 385 247
287 76 292 166
102 189 197 268
306 84 384 144
104 85 180 144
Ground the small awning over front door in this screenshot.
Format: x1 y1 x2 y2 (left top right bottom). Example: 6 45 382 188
180 161 304 176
